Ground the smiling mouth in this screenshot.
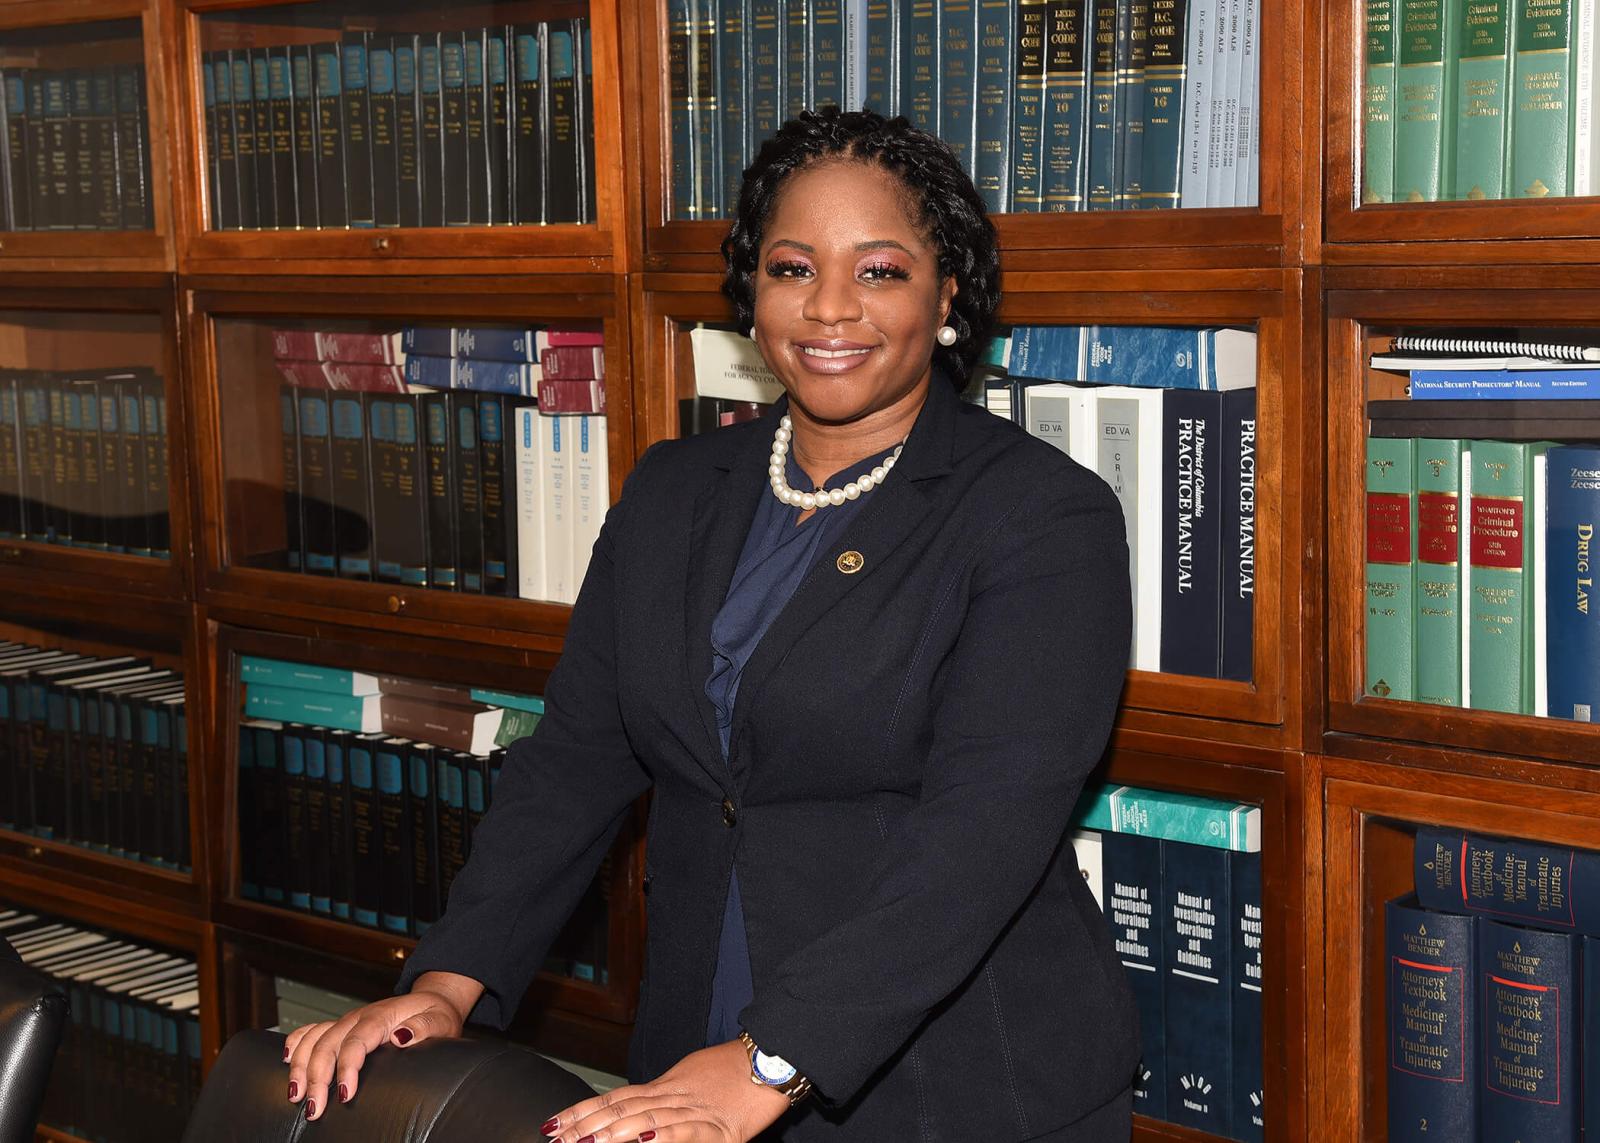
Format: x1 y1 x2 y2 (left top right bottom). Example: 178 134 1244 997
799 346 872 359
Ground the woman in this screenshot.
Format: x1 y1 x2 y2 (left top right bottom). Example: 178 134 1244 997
284 109 1138 1142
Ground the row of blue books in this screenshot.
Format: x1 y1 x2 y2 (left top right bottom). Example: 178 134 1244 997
1387 826 1600 1141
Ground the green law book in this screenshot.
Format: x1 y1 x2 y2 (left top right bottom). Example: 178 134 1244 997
492 707 541 747
1509 0 1574 198
1452 0 1512 199
1466 439 1552 713
1394 0 1457 201
1070 783 1262 852
468 687 545 713
1365 436 1415 701
1364 0 1400 202
239 656 381 696
1413 439 1464 706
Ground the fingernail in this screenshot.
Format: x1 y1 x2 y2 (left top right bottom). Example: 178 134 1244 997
541 1118 559 1135
306 1098 318 1120
339 1083 350 1103
394 1027 414 1045
287 1081 298 1101
640 1133 657 1142
282 1047 290 1063
577 1136 595 1143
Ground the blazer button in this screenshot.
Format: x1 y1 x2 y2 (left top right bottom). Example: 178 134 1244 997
642 874 653 896
721 799 737 828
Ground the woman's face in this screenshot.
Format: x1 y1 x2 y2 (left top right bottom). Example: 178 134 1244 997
752 159 956 427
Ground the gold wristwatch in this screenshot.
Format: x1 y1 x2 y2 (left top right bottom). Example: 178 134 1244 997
738 1030 814 1104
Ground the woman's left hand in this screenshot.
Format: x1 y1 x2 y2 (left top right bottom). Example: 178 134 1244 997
543 1040 792 1143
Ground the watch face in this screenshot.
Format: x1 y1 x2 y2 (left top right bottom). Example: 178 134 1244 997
753 1049 799 1086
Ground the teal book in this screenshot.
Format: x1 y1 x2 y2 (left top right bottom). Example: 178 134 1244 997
1141 0 1189 206
1452 0 1511 200
1115 0 1148 208
811 0 847 111
468 687 546 714
1086 0 1120 208
902 0 939 133
1041 0 1092 211
243 683 383 732
667 0 695 219
973 0 1013 211
693 0 723 218
1413 439 1464 706
1393 0 1456 201
1071 783 1262 852
1468 440 1552 713
719 0 748 212
238 657 380 696
785 0 810 118
1509 0 1574 198
864 0 899 114
1010 0 1049 209
940 0 979 174
748 0 784 151
1365 436 1415 701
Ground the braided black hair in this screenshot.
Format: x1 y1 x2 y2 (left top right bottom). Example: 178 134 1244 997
720 107 1002 388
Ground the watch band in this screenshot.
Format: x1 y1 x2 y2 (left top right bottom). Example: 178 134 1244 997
738 1030 814 1104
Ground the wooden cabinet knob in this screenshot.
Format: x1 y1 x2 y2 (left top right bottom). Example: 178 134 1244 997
26 845 42 859
387 595 405 614
372 235 392 252
390 947 407 962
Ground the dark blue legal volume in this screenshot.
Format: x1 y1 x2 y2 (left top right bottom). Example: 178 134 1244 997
1415 825 1600 935
1479 918 1580 1142
1231 851 1264 1140
1102 830 1166 1119
1162 838 1232 1136
1545 446 1600 724
1218 387 1257 681
1584 937 1600 1141
1385 894 1477 1143
1160 389 1224 678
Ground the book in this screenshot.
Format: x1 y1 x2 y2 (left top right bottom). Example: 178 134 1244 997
1086 0 1120 208
244 684 382 733
249 51 277 229
486 30 512 225
1041 0 1092 211
1413 438 1465 706
939 0 979 175
328 394 374 579
279 727 311 908
749 0 785 161
1479 919 1580 1141
368 38 399 228
266 49 297 228
513 26 546 225
1231 852 1264 1141
542 345 604 380
419 35 446 227
1385 894 1478 1142
1467 440 1550 712
290 47 320 228
692 0 722 220
1410 368 1600 399
373 737 412 934
786 0 813 121
1094 387 1164 670
1179 0 1213 206
863 0 899 114
1219 387 1257 681
1205 0 1239 208
405 742 440 935
1160 390 1224 677
690 326 786 401
1102 831 1166 1118
1393 0 1455 201
421 392 459 589
1116 0 1149 208
394 36 421 228
2 71 31 230
463 30 491 225
1390 333 1600 360
451 394 485 592
1369 397 1600 439
545 23 582 223
1365 436 1415 700
367 394 429 587
1452 0 1512 200
1509 0 1574 198
1586 937 1600 1140
301 729 331 914
1545 446 1600 721
541 412 576 603
1072 783 1263 851
345 733 383 927
1415 825 1600 933
1162 840 1232 1135
572 414 607 589
477 395 516 596
342 33 376 227
313 41 348 229
1142 0 1190 206
441 34 470 227
902 0 940 133
435 751 468 905
86 71 120 230
380 695 504 756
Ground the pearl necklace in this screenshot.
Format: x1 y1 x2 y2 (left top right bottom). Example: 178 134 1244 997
768 415 905 510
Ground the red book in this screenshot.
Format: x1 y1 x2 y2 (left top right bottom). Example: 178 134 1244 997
315 331 404 364
537 378 607 414
542 328 605 347
321 362 408 393
541 345 606 380
272 330 321 361
275 360 331 389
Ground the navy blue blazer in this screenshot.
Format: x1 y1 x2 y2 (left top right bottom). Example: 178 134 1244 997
398 374 1139 1140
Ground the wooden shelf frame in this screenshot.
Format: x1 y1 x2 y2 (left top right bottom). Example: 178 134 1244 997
0 0 180 273
168 0 644 276
1325 271 1600 767
182 272 632 647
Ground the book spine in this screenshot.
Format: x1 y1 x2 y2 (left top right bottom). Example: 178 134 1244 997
1235 0 1260 206
939 0 979 176
368 38 399 228
1414 825 1600 932
1141 0 1189 206
864 0 898 114
328 394 372 578
971 0 1014 212
435 751 467 905
0 381 20 537
451 394 485 593
313 43 348 228
1208 0 1241 207
1385 895 1478 1142
76 382 106 550
786 0 812 119
1231 852 1264 1140
372 395 429 586
1103 831 1166 1118
544 23 582 223
577 20 596 224
1162 840 1233 1134
344 735 382 926
88 71 120 230
0 70 11 229
1096 390 1164 669
542 412 575 603
1409 367 1600 398
1480 919 1581 1141
513 27 545 225
342 34 375 227
1510 0 1574 197
406 744 440 934
26 76 53 230
1365 436 1415 700
393 37 420 228
267 50 297 228
1011 0 1050 209
1468 440 1542 712
1160 390 1224 677
440 35 470 226
1452 0 1511 199
749 0 786 154
1117 0 1149 207
290 47 320 228
1546 446 1600 721
302 730 330 912
668 0 696 219
1086 0 1120 207
42 72 74 229
695 0 724 218
66 71 93 230
813 0 849 112
1394 0 1456 201
477 395 514 596
1218 387 1257 681
296 392 337 574
1413 438 1465 705
324 729 352 919
418 36 446 227
463 30 490 226
1040 0 1091 211
374 739 411 934
421 392 458 589
1587 937 1600 1140
486 31 512 225
249 723 287 904
902 0 940 134
513 403 547 600
249 51 277 229
280 729 311 908
572 414 606 586
721 0 749 212
1179 0 1213 206
2 72 30 231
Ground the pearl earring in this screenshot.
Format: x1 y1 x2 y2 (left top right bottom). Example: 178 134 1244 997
936 325 958 347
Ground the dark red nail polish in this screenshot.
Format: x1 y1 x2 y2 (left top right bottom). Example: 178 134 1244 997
394 1027 413 1045
306 1099 317 1120
339 1083 349 1103
282 1047 290 1063
577 1135 595 1143
541 1118 559 1135
288 1081 298 1101
640 1133 657 1142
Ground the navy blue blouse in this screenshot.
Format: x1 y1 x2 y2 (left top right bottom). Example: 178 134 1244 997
702 437 902 1047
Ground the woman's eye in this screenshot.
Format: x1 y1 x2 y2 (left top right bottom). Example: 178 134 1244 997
765 260 812 279
861 262 910 282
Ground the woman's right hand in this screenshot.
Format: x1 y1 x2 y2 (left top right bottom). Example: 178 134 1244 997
283 970 484 1121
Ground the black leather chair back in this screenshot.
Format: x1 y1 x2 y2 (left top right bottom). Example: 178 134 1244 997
0 939 68 1143
182 1028 598 1142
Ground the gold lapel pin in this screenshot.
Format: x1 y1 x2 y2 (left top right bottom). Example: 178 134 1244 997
837 550 865 574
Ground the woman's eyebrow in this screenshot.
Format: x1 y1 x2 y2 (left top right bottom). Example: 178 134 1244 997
766 238 919 257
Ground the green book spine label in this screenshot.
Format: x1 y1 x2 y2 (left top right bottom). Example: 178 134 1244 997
1414 439 1464 706
1366 437 1415 700
1369 0 1395 202
1453 0 1511 199
1395 0 1455 201
1468 440 1532 712
1510 0 1573 197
